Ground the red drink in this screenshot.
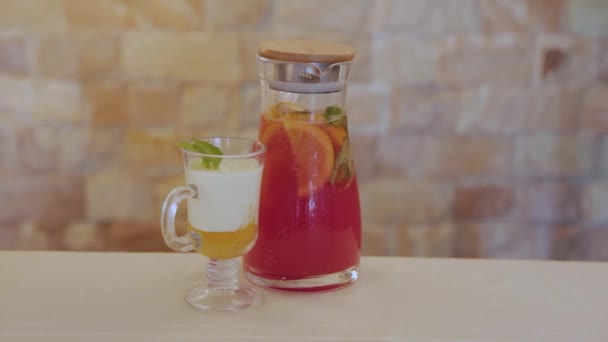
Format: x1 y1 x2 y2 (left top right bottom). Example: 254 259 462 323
244 105 361 291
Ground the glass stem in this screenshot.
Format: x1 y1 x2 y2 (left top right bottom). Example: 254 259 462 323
207 258 239 292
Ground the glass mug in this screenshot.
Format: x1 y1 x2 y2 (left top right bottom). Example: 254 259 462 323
161 137 266 312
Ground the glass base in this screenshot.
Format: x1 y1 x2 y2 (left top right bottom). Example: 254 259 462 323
185 284 260 312
245 265 359 292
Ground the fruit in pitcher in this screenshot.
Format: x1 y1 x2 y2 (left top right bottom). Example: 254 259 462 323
249 105 361 279
284 122 335 196
263 119 335 197
269 102 305 118
322 125 347 153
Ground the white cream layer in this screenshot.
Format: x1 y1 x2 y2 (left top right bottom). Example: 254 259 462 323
185 159 262 232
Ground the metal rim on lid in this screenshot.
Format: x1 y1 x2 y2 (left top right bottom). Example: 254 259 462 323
257 40 355 93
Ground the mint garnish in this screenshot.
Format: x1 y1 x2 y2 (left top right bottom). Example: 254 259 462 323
323 106 346 126
330 137 354 187
179 139 223 170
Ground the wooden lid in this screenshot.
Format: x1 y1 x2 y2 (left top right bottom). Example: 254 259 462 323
258 40 355 63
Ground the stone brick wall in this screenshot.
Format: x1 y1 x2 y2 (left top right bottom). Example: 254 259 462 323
1 0 607 260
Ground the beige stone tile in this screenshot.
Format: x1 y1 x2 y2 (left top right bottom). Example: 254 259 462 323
0 75 34 123
34 33 120 80
463 222 551 259
551 225 588 260
14 221 55 250
122 32 240 81
58 126 90 173
369 0 478 34
128 82 180 126
359 178 452 224
374 134 424 177
367 0 428 31
120 128 182 177
65 0 204 30
535 35 597 85
101 221 169 252
15 125 87 180
367 0 436 32
457 85 581 134
124 0 204 30
514 134 594 177
377 134 514 179
481 0 525 33
0 125 17 172
179 83 236 129
0 0 65 31
33 34 77 78
347 83 390 134
62 221 103 251
600 137 608 177
16 126 59 173
65 0 130 29
424 1 480 34
239 31 284 82
0 33 29 75
582 182 608 224
84 82 129 127
84 128 124 173
599 36 608 82
453 182 515 221
479 0 566 34
273 0 366 32
362 230 388 256
11 174 85 231
398 222 454 257
0 223 18 249
85 165 155 223
373 34 438 85
235 127 259 141
582 85 608 114
361 220 394 256
438 33 533 85
206 0 270 29
391 85 461 132
348 36 372 83
568 0 608 36
452 222 480 258
587 228 608 261
0 177 24 224
517 180 581 224
238 82 262 128
350 134 377 181
30 79 89 125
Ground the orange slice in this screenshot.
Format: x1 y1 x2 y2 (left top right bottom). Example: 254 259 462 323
284 112 327 123
322 125 347 153
260 118 283 147
284 122 335 197
268 102 304 118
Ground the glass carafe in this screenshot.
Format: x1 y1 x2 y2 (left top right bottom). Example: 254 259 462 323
243 40 361 291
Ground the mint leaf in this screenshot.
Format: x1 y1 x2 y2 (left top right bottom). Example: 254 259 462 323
324 106 342 119
178 139 223 170
330 137 354 187
178 141 198 152
324 106 346 126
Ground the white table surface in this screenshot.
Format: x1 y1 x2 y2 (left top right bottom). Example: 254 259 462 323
0 251 607 341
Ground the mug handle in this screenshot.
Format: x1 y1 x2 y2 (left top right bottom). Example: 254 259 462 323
161 185 199 252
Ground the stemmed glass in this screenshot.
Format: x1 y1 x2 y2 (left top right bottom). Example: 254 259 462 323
161 137 266 312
